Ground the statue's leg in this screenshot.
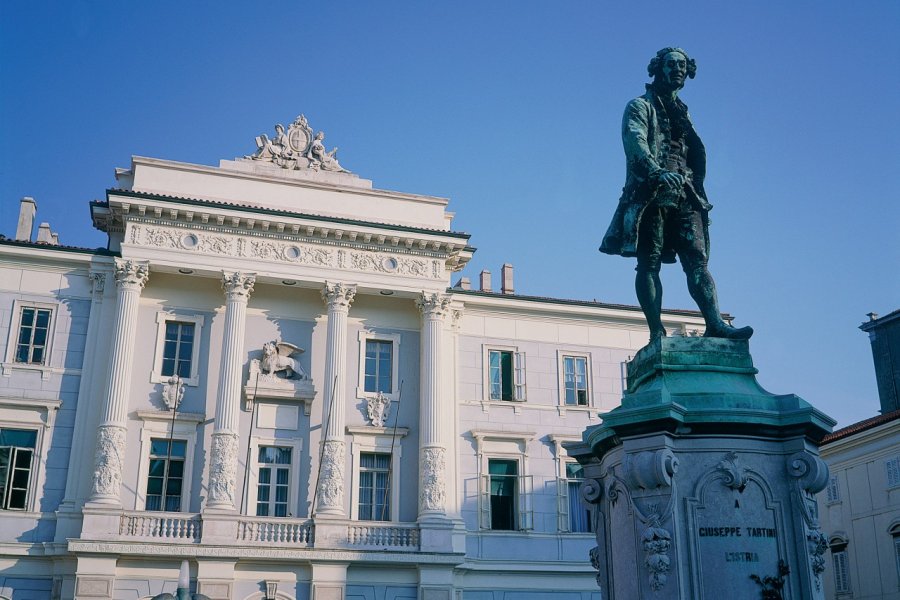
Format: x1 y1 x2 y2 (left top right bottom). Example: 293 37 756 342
635 207 666 341
636 269 666 340
680 211 753 340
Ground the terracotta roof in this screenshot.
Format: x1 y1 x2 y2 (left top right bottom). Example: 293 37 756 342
449 288 708 318
821 409 900 444
101 189 472 239
0 237 116 256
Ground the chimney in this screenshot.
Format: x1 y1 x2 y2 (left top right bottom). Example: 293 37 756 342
501 263 514 295
50 232 60 245
15 197 36 241
454 276 471 290
479 269 492 292
36 222 54 243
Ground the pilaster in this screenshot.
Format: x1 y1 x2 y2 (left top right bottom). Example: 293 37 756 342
315 281 356 516
416 292 452 519
87 259 148 506
207 271 256 511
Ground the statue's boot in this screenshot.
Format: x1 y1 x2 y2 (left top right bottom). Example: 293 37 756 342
686 266 753 340
636 270 667 340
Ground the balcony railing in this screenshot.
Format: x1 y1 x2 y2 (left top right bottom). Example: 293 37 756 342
119 511 201 542
347 523 420 550
237 517 314 546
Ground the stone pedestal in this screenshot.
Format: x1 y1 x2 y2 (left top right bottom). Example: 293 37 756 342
571 338 835 600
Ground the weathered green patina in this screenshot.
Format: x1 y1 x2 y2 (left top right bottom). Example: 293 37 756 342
600 47 753 342
585 337 835 455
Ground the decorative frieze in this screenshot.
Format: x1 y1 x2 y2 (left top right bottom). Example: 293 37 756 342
128 223 445 281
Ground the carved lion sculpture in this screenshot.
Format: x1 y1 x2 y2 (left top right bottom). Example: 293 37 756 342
261 341 304 378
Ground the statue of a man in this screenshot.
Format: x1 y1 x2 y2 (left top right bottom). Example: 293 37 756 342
600 47 753 341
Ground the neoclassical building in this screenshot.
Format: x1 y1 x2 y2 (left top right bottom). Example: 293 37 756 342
0 116 709 600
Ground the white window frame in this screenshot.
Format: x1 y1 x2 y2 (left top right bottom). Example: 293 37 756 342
356 331 401 402
134 410 202 512
886 456 900 489
150 312 205 386
346 425 408 522
830 540 851 594
471 430 535 532
0 398 59 515
557 351 592 409
245 435 303 518
3 300 58 379
482 345 526 403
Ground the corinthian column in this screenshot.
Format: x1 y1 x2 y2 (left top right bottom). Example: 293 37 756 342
315 282 356 516
206 272 256 511
89 259 149 505
416 292 452 518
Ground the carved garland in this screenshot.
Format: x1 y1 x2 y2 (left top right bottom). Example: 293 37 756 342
317 440 346 510
91 425 127 499
420 447 447 512
208 432 240 507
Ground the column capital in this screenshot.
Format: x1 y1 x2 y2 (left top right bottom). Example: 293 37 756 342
222 271 256 300
417 292 452 319
322 282 357 311
113 258 149 291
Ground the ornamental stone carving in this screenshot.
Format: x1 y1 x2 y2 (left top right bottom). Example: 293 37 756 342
641 518 672 592
624 448 678 490
416 292 452 318
322 282 356 311
247 114 352 174
114 258 149 291
208 432 239 507
91 425 127 500
588 546 604 588
420 447 447 512
222 272 256 299
89 271 107 296
716 451 748 491
162 374 185 410
366 392 391 427
807 529 828 588
317 440 346 511
261 341 304 379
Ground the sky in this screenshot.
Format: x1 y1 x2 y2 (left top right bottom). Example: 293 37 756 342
1 1 898 428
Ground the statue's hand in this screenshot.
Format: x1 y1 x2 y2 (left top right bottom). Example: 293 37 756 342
660 171 685 189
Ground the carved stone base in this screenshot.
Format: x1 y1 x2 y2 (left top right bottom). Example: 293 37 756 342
315 440 346 516
570 338 835 600
207 432 240 510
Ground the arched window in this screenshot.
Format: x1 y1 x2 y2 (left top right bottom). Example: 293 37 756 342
829 535 851 594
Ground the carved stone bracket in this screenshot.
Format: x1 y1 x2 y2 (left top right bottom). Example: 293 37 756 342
419 446 447 512
716 451 749 491
786 451 830 589
625 448 679 490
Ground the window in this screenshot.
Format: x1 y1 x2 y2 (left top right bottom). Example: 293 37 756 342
562 355 589 406
488 349 526 401
479 458 533 531
256 446 292 517
0 429 37 510
145 438 186 512
356 332 401 400
830 539 851 593
161 322 195 378
826 475 841 503
887 456 900 488
151 312 205 386
358 452 391 521
892 525 900 585
14 307 52 365
560 462 592 533
364 340 392 394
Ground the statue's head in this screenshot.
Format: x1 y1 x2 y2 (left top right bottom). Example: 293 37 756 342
275 124 285 133
647 47 696 87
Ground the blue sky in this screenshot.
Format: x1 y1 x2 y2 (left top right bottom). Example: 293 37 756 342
2 1 898 427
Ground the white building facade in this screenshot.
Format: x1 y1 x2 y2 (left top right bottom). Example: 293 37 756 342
0 117 708 600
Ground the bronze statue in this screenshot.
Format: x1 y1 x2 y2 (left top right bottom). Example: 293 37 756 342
600 47 753 341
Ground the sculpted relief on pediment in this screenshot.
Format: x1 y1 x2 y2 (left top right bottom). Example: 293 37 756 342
247 114 350 174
